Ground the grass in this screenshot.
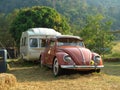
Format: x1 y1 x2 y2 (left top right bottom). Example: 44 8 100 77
109 41 120 57
104 41 120 61
102 62 120 76
5 60 120 90
112 41 120 53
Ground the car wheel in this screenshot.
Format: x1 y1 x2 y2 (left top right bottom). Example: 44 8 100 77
53 58 62 76
96 69 101 73
39 56 43 68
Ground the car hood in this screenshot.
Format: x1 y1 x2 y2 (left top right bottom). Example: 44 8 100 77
58 46 92 65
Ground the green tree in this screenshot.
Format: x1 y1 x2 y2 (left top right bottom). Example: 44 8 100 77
80 14 114 54
10 6 70 47
0 13 14 48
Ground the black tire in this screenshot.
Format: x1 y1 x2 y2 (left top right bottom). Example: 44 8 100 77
53 58 62 77
96 69 101 73
39 56 43 68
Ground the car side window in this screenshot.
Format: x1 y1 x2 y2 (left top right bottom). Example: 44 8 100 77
50 40 55 47
39 39 46 47
41 39 46 47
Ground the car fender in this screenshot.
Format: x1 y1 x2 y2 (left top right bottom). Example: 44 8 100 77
92 52 103 65
55 52 67 65
40 52 45 62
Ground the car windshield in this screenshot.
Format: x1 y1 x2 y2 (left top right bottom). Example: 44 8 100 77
57 38 84 47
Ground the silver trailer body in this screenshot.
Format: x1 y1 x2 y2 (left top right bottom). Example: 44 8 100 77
20 28 61 61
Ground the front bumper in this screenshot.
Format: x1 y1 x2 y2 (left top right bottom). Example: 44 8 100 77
60 65 104 69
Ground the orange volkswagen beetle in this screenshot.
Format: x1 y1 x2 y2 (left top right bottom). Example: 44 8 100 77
40 35 104 76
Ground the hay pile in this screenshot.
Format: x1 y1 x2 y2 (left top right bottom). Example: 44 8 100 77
0 73 17 90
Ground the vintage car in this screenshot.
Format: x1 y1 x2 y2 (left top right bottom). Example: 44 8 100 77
39 35 104 76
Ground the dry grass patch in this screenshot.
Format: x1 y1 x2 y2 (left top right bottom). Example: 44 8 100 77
10 73 120 90
6 61 120 90
0 73 17 90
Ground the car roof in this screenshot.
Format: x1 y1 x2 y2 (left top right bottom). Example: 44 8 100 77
55 35 83 40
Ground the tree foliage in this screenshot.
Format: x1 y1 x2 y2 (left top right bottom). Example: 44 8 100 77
10 6 70 46
1 0 120 31
80 14 114 54
0 13 14 48
0 0 118 55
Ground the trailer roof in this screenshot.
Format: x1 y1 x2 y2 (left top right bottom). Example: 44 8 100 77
26 28 61 36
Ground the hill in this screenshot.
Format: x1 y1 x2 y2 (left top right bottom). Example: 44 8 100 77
0 0 120 31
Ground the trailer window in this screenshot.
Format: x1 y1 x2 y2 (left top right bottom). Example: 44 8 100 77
24 37 26 46
21 38 24 46
30 38 38 47
21 37 26 46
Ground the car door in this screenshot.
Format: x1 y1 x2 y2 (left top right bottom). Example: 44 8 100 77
45 39 56 66
43 39 50 64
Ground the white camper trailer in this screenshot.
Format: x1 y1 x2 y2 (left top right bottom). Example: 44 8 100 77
20 28 61 61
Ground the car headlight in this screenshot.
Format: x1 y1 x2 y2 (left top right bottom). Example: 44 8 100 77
94 55 101 64
63 55 72 62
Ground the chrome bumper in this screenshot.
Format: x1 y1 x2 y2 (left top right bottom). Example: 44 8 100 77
60 65 104 69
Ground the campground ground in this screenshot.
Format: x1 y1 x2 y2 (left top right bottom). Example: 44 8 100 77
6 60 120 90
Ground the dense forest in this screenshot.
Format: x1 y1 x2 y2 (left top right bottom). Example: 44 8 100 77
0 0 120 31
0 0 120 44
0 0 119 56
